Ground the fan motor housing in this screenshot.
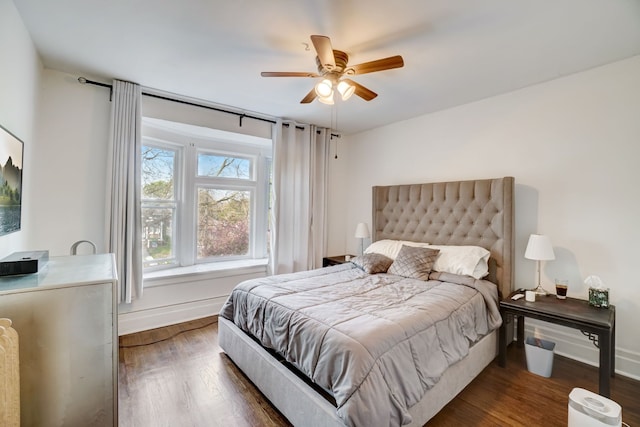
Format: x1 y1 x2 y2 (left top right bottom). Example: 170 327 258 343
316 50 354 76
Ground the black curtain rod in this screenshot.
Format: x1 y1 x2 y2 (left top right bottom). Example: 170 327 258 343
78 77 339 138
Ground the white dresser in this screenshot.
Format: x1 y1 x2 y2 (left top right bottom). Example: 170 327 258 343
0 254 118 427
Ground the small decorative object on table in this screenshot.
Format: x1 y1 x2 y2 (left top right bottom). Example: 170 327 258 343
585 275 609 308
589 288 609 308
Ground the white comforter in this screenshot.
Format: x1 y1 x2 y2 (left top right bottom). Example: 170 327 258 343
220 263 501 426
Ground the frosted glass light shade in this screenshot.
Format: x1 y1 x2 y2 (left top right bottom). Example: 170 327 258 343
524 234 555 261
315 79 333 97
337 80 355 100
317 93 334 104
355 223 370 238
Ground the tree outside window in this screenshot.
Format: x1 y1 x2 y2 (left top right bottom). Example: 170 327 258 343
196 153 253 260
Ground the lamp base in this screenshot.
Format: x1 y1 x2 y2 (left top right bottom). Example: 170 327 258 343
532 284 549 296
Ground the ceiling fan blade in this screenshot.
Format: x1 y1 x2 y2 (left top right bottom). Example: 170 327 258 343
310 35 336 70
350 55 404 75
300 88 317 104
261 71 319 77
343 79 378 101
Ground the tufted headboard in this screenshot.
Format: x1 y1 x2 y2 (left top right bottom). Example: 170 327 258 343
372 177 514 298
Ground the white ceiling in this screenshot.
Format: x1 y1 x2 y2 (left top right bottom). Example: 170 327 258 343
13 0 640 135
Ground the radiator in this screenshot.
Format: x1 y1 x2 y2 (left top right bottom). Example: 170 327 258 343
0 318 19 426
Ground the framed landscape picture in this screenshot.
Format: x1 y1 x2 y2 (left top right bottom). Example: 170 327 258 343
0 124 23 236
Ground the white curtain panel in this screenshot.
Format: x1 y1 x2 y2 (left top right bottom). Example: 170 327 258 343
269 121 330 275
308 126 330 269
106 80 143 304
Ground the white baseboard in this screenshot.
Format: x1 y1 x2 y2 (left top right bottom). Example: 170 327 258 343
117 266 266 336
523 320 640 381
118 297 227 336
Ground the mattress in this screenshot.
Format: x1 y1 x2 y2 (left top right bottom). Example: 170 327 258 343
220 263 502 426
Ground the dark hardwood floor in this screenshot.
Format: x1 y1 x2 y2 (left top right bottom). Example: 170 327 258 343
119 317 640 426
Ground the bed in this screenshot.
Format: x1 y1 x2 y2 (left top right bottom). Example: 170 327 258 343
219 176 514 426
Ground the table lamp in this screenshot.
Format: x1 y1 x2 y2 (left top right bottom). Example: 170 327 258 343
524 234 555 296
354 223 370 256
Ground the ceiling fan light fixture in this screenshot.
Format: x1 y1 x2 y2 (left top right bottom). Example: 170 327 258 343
315 79 333 97
337 80 355 101
261 35 402 104
318 92 335 105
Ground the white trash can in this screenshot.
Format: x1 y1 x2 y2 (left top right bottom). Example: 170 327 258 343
524 336 555 377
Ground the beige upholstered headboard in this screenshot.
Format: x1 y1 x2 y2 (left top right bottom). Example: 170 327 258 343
372 177 514 298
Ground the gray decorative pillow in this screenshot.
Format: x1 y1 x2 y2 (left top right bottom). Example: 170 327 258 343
387 245 440 280
350 253 393 274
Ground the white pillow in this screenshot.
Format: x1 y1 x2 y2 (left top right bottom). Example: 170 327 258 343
427 245 490 279
364 239 431 260
365 240 491 279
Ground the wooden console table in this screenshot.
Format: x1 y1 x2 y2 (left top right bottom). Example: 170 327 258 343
499 293 615 397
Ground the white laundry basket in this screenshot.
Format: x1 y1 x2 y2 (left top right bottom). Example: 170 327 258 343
568 388 621 427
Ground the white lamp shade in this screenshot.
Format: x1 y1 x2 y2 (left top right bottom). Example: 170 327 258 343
317 93 334 104
354 223 370 239
337 80 355 100
315 79 333 97
524 234 555 261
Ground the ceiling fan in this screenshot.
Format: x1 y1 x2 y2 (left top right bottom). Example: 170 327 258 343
261 35 404 104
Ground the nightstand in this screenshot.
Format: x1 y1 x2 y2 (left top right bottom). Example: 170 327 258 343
499 292 615 397
322 255 356 267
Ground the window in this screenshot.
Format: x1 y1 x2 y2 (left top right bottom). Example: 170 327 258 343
196 152 253 260
141 118 271 272
141 145 178 268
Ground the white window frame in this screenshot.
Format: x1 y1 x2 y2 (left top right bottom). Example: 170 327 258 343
141 118 271 273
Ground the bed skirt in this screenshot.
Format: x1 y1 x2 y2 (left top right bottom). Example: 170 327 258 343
218 317 498 427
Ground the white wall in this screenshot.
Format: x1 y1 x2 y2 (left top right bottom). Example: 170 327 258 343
331 56 640 379
30 69 111 255
0 0 42 258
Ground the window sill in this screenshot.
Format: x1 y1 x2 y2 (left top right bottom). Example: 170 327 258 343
143 258 268 287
